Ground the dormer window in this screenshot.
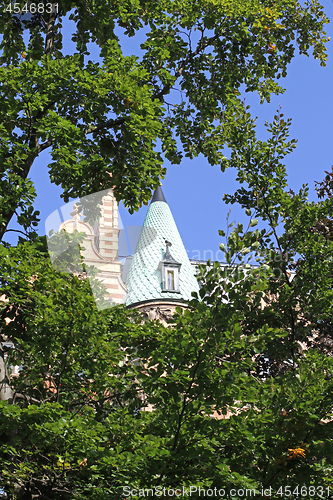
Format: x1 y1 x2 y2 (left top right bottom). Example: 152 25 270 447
160 241 181 293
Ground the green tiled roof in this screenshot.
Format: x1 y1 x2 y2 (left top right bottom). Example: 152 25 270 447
125 189 199 306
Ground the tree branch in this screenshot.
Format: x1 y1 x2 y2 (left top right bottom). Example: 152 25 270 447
155 32 221 102
4 228 30 238
44 3 57 55
0 346 13 403
37 139 53 154
172 294 223 452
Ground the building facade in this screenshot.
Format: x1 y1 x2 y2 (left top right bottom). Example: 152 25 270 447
59 186 199 316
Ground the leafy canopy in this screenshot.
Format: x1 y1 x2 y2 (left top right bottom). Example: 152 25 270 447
1 111 333 499
1 0 333 498
0 0 329 240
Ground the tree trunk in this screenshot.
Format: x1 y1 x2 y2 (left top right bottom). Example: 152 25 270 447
0 348 13 403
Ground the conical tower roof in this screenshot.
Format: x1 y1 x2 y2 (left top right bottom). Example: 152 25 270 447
125 187 199 306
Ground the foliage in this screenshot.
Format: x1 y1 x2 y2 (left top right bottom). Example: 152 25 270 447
1 0 333 498
0 0 330 239
0 238 143 498
1 116 333 498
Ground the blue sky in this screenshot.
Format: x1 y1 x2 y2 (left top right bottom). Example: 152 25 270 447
10 3 333 261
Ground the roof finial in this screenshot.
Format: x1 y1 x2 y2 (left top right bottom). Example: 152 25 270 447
163 240 178 263
151 186 167 204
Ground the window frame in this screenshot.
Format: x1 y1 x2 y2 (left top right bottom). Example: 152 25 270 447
161 264 180 293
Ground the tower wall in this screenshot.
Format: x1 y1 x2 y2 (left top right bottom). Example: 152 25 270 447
59 189 126 304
